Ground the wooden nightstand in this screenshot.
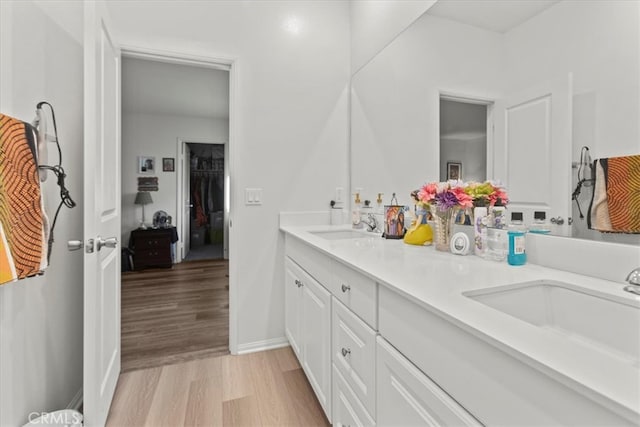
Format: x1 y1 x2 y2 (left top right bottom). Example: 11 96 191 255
129 228 174 270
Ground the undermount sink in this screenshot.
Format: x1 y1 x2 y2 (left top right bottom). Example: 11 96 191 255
310 230 371 240
464 280 640 365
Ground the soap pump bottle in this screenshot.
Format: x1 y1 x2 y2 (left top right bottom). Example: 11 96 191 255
375 193 384 232
352 192 363 229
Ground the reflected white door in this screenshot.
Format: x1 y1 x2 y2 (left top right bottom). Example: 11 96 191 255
83 1 121 425
182 143 191 260
494 73 572 223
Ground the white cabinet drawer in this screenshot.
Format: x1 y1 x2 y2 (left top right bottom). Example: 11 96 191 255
376 336 481 427
286 234 332 287
332 297 377 416
333 365 376 427
331 259 377 328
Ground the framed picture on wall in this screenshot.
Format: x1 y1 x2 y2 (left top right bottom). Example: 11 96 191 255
162 158 175 172
447 161 462 181
138 156 155 174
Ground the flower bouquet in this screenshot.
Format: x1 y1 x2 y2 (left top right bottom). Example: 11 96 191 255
417 180 508 252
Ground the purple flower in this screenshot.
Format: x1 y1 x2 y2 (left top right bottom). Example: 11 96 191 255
434 191 458 211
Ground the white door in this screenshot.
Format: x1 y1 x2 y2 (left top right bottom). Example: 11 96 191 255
83 1 121 425
301 275 332 419
181 143 191 260
493 73 572 223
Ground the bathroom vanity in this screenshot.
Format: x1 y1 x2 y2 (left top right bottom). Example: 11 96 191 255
281 224 640 426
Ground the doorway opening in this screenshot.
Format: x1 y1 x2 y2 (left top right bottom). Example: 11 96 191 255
439 96 489 182
182 141 229 262
119 50 235 371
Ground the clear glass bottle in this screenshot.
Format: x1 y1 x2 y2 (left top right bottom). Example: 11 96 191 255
486 227 507 261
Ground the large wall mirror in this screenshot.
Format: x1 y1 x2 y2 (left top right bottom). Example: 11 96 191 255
351 0 639 245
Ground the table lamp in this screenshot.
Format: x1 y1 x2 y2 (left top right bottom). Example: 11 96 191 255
134 191 153 229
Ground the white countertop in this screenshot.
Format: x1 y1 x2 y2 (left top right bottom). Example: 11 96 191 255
281 224 640 420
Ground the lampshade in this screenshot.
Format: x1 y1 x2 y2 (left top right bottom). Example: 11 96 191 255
134 191 153 205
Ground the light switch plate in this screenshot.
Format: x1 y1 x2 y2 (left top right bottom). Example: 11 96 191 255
245 188 263 205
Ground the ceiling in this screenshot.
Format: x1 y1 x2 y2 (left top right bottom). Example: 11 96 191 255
427 0 561 33
121 57 229 119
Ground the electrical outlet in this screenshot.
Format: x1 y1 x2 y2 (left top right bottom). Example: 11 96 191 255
335 187 344 203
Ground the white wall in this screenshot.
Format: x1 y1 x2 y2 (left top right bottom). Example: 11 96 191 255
504 0 640 245
121 112 228 245
350 0 436 73
504 0 639 159
351 13 505 206
107 0 350 349
0 1 84 425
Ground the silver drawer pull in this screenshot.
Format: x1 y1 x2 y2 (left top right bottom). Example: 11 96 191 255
295 279 303 288
341 347 351 357
341 284 351 293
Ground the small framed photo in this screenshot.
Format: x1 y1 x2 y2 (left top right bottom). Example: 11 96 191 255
162 157 175 172
138 156 155 174
447 161 462 181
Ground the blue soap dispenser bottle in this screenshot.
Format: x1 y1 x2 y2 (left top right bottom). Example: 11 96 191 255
507 212 527 266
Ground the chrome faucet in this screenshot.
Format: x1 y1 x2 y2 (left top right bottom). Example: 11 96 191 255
363 213 380 233
623 268 640 295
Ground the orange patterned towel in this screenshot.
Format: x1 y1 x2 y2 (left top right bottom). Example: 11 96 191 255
589 155 640 233
0 113 47 284
606 155 640 232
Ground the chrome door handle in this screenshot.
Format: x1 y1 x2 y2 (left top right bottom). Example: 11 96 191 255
96 236 118 251
341 284 351 293
341 347 351 357
550 216 564 225
295 279 303 288
67 240 83 251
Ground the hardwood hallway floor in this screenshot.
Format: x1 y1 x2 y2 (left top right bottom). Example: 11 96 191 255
121 259 229 372
106 347 329 426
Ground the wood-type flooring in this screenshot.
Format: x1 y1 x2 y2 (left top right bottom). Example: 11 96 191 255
106 346 330 426
121 259 229 372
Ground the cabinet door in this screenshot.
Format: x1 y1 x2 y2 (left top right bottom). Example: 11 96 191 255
377 337 481 427
284 259 303 358
333 365 376 427
302 274 332 420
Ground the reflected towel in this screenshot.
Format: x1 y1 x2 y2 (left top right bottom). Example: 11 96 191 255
588 155 640 233
0 113 47 284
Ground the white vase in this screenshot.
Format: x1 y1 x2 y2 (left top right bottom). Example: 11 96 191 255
474 206 488 257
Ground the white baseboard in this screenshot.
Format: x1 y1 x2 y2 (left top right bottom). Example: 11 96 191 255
236 336 289 355
67 388 83 411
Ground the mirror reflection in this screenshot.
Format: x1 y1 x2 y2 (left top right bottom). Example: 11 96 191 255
350 0 639 245
439 98 487 183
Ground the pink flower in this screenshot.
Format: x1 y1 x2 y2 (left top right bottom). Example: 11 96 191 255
489 188 509 206
452 187 474 209
417 183 438 203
